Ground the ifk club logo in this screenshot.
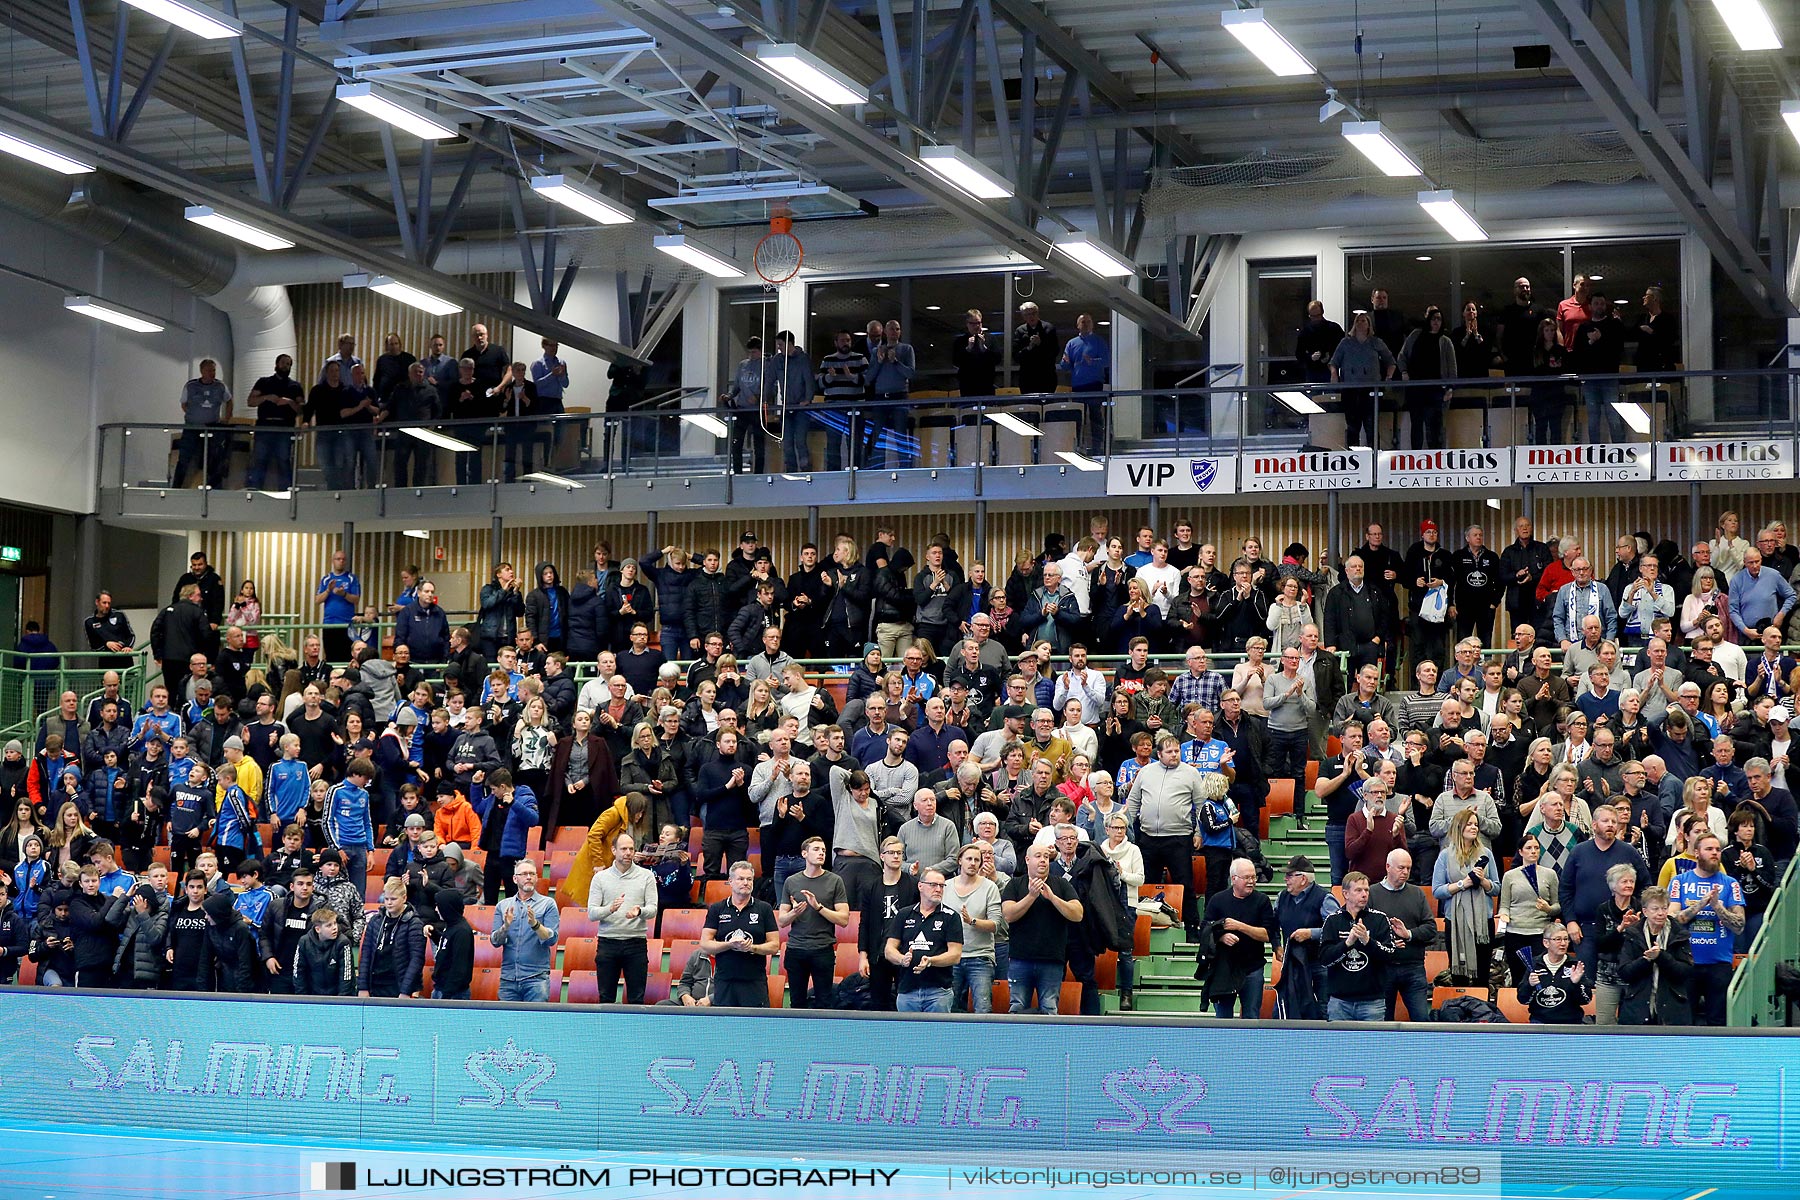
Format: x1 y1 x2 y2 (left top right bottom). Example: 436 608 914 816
312 1161 356 1191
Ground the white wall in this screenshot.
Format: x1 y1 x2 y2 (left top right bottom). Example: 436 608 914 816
511 267 623 405
0 218 233 514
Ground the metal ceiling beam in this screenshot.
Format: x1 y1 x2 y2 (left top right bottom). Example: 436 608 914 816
320 0 604 42
611 0 1195 341
0 96 645 363
1514 0 1792 318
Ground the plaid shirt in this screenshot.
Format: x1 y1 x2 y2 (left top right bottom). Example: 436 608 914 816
1169 669 1225 714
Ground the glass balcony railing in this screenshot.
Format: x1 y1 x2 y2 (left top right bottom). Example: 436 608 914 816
95 366 1799 499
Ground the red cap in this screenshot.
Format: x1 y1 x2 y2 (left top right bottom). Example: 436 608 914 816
1420 519 1438 533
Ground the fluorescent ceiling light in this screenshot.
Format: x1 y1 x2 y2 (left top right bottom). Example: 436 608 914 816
1341 121 1423 177
529 175 633 225
754 42 868 105
1784 100 1800 145
121 0 242 40
401 529 430 540
256 489 291 500
985 411 1043 438
1486 497 1502 511
400 426 480 453
1611 401 1651 435
653 233 741 278
0 131 93 175
366 276 462 316
1055 451 1104 472
1417 189 1488 242
522 470 586 489
183 205 293 250
1053 231 1135 278
1272 390 1323 415
1709 0 1781 51
64 295 163 333
917 144 1013 199
681 412 730 438
336 81 458 140
1220 8 1315 77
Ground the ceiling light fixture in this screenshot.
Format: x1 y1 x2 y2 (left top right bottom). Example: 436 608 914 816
1341 121 1423 177
1611 401 1652 435
365 276 462 316
754 42 869 105
1416 189 1488 241
64 295 163 333
0 131 93 175
681 412 731 438
916 144 1013 199
1272 390 1324 415
1220 8 1315 77
653 233 741 278
183 205 294 250
522 470 586 489
401 529 430 540
1053 231 1135 278
529 174 634 225
985 411 1044 437
401 427 480 453
121 0 242 40
1708 0 1782 51
336 81 458 140
1784 100 1800 145
1055 451 1104 472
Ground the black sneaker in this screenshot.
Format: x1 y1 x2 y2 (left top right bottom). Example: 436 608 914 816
1293 818 1311 831
1119 992 1134 1011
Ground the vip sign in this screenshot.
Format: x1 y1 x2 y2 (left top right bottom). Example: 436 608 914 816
1376 448 1512 490
1516 444 1650 485
1656 439 1794 481
1104 455 1238 496
1239 450 1373 492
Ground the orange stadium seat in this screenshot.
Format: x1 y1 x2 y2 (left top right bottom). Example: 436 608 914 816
666 940 702 976
557 907 598 940
565 970 601 1004
561 937 598 974
660 908 707 942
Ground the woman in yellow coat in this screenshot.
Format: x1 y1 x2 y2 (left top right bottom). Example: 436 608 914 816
556 791 649 907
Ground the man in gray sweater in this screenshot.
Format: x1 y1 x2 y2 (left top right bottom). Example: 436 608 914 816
1374 847 1438 1021
899 788 963 877
1123 736 1208 936
1264 647 1316 828
585 829 660 1004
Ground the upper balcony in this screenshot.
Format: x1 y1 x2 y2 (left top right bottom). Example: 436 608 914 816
96 367 1800 527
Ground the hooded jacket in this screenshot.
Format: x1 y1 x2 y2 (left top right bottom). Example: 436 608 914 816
202 889 254 992
432 891 475 997
113 888 167 985
293 927 356 995
872 548 917 625
357 903 426 995
683 569 731 644
478 577 526 643
567 578 604 659
524 562 571 647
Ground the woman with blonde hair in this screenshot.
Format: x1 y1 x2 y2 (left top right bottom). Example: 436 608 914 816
1710 511 1748 580
1668 775 1728 849
1680 567 1729 641
1432 805 1499 984
45 801 97 873
1232 637 1271 716
742 678 780 745
510 694 558 804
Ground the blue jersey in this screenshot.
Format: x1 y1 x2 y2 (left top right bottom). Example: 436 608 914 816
1180 737 1230 774
131 711 181 747
318 570 362 625
265 759 311 823
12 859 47 920
1669 869 1744 965
1117 757 1151 790
97 867 135 898
233 884 272 929
166 755 196 790
326 780 373 849
214 784 257 850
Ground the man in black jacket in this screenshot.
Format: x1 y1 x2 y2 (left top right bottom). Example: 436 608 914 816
1450 524 1506 646
171 552 225 656
152 584 212 699
1499 517 1554 637
1295 300 1346 383
1402 521 1454 677
683 550 730 655
872 547 916 660
1322 554 1391 675
259 867 322 994
784 544 833 660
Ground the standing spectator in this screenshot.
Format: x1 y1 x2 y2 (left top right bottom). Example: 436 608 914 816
1000 843 1083 1013
863 319 915 469
245 353 303 490
1319 870 1397 1021
1059 314 1110 454
1500 517 1553 636
1265 646 1314 828
324 757 374 895
479 563 526 659
443 358 484 485
1328 313 1395 452
1403 520 1453 674
490 858 559 1002
1368 288 1407 359
356 877 425 998
1375 848 1437 1021
951 309 1000 399
525 561 570 653
587 829 658 1004
700 860 780 1007
1431 806 1499 985
173 551 227 652
817 330 868 465
1452 301 1490 379
1201 858 1274 1019
1014 302 1059 394
530 337 569 416
419 332 457 390
1668 832 1744 1025
1556 274 1593 347
1616 885 1692 1025
291 904 356 996
394 581 450 662
462 323 510 395
1516 925 1592 1023
1122 736 1206 938
171 358 234 489
489 361 539 482
1568 291 1626 442
722 336 775 474
83 592 134 672
1524 318 1569 444
1397 305 1455 450
887 866 964 1013
1450 524 1505 644
151 586 210 699
777 835 849 1008
1295 299 1345 383
1494 276 1546 373
372 332 416 403
1730 549 1795 641
319 332 361 383
386 361 442 487
315 548 362 663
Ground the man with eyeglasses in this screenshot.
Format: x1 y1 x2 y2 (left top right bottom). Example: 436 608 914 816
887 867 964 1013
1552 558 1618 652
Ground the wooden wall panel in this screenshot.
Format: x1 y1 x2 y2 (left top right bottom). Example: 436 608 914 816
287 272 518 378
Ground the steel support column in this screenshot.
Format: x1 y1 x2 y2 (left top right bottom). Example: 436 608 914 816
973 501 987 563
491 516 503 568
1327 491 1340 573
1521 484 1535 524
1689 484 1702 556
807 505 819 547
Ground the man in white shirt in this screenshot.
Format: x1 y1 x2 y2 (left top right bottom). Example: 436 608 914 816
1135 539 1184 618
1704 615 1747 685
576 651 635 711
586 830 658 1003
1052 644 1107 724
1769 707 1794 793
1057 538 1098 617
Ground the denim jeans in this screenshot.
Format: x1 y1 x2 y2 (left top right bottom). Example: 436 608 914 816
771 854 804 898
952 956 995 1013
896 985 952 1013
1384 962 1432 1022
1325 823 1348 885
246 429 293 489
1007 958 1064 1014
1583 379 1622 442
1212 966 1264 1019
498 975 550 1003
340 845 368 898
1328 996 1386 1021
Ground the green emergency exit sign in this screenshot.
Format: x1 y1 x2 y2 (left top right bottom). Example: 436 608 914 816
0 546 21 563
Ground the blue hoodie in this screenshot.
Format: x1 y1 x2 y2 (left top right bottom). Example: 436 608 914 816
12 858 47 920
490 784 540 858
214 784 258 851
266 758 311 824
326 779 373 850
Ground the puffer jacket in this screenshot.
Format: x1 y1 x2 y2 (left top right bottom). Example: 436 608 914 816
113 904 168 985
293 929 356 995
872 548 917 625
567 580 604 660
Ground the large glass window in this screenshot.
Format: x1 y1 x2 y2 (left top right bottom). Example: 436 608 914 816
1140 272 1212 440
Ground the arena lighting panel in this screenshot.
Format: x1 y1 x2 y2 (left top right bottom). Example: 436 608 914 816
985 411 1043 438
1055 451 1104 472
0 131 93 174
917 144 1013 199
121 0 242 39
183 206 294 251
1052 231 1135 278
1612 401 1652 435
680 412 731 438
1783 100 1800 145
1220 8 1315 77
1709 0 1782 51
754 42 869 105
64 295 163 333
522 470 586 489
653 234 742 278
1417 190 1489 242
335 82 458 140
529 175 634 226
400 427 480 453
1340 121 1423 177
1273 390 1324 415
367 276 462 316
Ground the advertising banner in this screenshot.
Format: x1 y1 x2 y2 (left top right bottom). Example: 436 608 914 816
1657 438 1795 481
1515 444 1652 485
1239 449 1374 492
1105 454 1236 496
1376 448 1512 490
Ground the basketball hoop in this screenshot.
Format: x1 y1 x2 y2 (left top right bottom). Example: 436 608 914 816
754 214 804 285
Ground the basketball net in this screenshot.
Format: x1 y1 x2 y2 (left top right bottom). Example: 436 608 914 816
753 212 805 441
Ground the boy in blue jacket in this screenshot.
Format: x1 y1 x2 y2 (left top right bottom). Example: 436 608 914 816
167 762 216 876
477 768 538 906
265 734 311 825
214 763 260 872
11 834 47 922
325 757 376 895
82 748 130 840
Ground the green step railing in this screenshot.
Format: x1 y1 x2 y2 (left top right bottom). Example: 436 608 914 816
1728 854 1798 1027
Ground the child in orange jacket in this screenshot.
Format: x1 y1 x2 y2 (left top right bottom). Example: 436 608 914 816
433 788 483 849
